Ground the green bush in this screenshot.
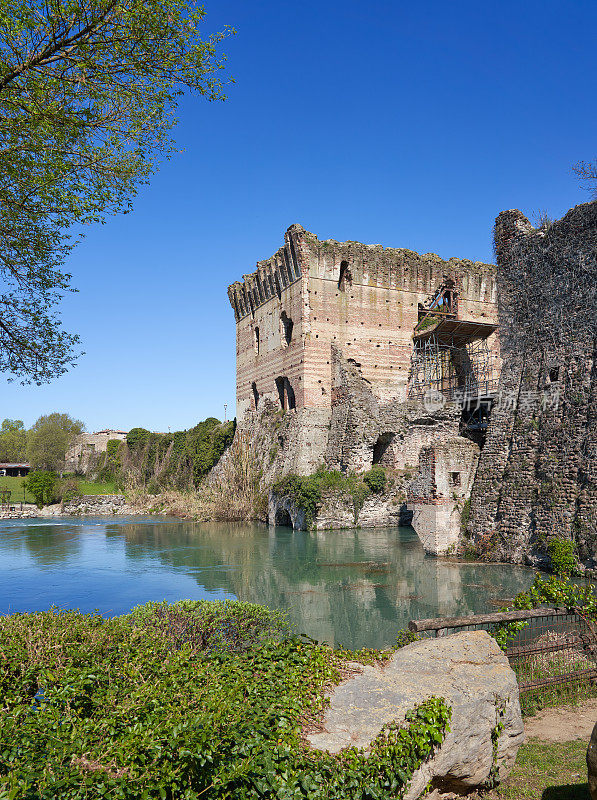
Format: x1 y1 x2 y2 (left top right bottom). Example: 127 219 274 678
363 465 387 494
58 477 82 503
547 537 578 577
273 466 374 529
23 470 58 507
0 602 451 799
492 574 597 653
125 427 151 450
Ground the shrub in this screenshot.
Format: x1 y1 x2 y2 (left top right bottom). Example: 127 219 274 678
273 467 373 528
547 537 578 577
23 470 58 507
363 465 387 494
0 603 451 799
125 427 151 450
58 477 82 503
492 574 597 653
395 628 419 648
129 599 291 653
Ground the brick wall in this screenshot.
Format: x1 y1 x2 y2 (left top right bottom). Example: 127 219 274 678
229 224 499 419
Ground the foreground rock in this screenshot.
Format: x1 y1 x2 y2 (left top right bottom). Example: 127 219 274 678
588 721 597 799
308 631 523 799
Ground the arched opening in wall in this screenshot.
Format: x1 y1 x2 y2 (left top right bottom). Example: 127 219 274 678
338 260 352 291
372 433 395 466
253 327 260 355
285 378 296 410
275 508 292 527
251 382 259 410
275 376 286 410
280 312 293 346
275 376 296 410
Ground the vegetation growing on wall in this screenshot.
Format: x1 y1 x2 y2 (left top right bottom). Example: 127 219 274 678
92 418 235 492
273 466 388 528
0 601 451 799
546 537 578 577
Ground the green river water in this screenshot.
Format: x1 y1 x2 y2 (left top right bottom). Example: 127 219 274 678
0 516 537 649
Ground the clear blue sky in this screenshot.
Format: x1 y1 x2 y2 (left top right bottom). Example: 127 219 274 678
3 0 596 433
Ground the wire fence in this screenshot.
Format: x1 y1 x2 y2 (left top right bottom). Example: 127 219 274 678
409 607 597 714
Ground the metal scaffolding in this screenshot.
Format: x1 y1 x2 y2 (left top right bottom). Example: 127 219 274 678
409 318 499 402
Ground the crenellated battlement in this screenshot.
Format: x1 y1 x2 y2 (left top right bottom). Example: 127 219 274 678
228 225 496 321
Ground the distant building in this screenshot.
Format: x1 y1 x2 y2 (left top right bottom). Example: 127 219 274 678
0 463 30 477
65 430 128 473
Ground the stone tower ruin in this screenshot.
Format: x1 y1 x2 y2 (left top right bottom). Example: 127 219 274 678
228 224 500 425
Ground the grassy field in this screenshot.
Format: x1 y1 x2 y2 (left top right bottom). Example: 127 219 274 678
0 475 34 503
481 739 589 800
0 475 117 504
76 479 117 495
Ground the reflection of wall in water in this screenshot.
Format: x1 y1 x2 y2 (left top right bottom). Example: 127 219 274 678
117 522 534 649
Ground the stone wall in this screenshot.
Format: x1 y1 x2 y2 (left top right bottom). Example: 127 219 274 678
408 438 480 555
467 201 597 565
66 430 128 473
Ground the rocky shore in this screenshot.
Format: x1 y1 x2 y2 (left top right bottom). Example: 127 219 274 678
0 494 143 518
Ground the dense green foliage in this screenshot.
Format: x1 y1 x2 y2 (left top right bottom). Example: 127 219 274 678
362 465 387 494
0 602 451 799
492 574 597 652
510 574 597 618
547 537 578 576
26 413 84 471
103 418 236 490
273 466 388 529
0 418 27 461
0 414 83 471
0 0 230 383
125 428 152 450
129 599 291 653
23 470 58 507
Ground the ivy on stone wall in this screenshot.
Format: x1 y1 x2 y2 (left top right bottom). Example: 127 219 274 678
93 418 235 491
273 466 387 529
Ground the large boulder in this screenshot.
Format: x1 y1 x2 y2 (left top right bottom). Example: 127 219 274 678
307 630 523 799
587 721 597 799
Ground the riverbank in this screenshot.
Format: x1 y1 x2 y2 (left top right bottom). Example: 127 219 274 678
0 494 143 518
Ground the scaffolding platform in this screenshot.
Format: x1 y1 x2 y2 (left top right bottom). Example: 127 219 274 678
409 317 499 402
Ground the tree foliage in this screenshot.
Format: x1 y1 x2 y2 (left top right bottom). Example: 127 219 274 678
23 468 58 506
99 418 235 489
0 0 231 383
0 417 27 461
26 411 84 470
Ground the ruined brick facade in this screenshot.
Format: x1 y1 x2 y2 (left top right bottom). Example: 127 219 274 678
467 202 597 565
228 224 499 421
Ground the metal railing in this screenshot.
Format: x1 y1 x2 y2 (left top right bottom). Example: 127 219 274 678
409 607 597 709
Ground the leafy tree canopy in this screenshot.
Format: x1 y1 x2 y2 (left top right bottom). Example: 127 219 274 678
26 411 84 470
0 417 27 461
23 468 58 506
0 0 231 383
